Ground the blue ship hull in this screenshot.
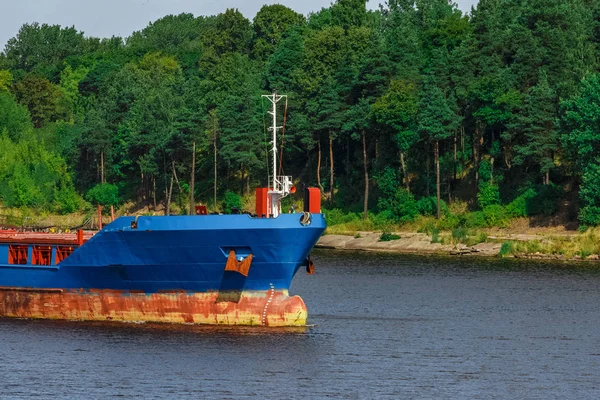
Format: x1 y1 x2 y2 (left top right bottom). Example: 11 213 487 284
0 214 326 326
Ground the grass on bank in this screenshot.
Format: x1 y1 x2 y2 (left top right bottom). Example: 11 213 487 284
497 230 600 259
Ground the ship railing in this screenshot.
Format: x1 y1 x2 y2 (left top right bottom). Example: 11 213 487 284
273 176 293 195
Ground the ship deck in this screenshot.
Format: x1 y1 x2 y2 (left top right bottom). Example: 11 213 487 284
0 230 95 246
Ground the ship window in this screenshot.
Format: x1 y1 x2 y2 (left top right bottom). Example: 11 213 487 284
55 246 74 264
32 246 52 266
8 245 28 265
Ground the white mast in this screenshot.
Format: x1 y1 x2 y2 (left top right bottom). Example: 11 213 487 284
262 92 292 217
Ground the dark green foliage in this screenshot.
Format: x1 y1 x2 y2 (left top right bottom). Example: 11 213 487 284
379 232 400 241
464 211 488 229
506 188 537 218
416 196 447 216
86 183 119 207
253 5 305 59
13 75 64 128
3 23 87 79
378 187 419 223
527 184 564 217
579 205 600 227
223 191 242 214
0 92 33 141
323 208 361 225
562 74 600 225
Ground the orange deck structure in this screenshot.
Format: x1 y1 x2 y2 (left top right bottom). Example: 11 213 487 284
0 230 94 246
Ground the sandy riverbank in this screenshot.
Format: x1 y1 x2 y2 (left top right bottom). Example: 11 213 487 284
316 232 502 256
316 231 600 262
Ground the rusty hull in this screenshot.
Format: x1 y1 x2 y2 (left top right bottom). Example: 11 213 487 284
0 287 308 327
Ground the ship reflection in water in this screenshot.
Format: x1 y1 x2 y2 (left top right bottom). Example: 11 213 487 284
1 250 600 399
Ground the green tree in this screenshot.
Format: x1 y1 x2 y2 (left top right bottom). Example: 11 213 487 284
0 92 33 141
3 23 87 79
253 5 305 60
0 70 13 92
87 183 119 208
562 74 600 225
373 79 419 190
13 75 64 128
513 72 559 184
418 77 460 218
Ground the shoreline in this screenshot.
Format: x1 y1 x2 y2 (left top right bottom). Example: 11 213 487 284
315 232 600 262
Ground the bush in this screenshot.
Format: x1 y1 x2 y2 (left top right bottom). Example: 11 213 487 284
527 184 563 216
324 208 361 225
379 232 401 241
86 183 119 208
506 188 537 218
394 188 419 222
2 164 44 207
416 196 448 216
464 211 488 229
579 206 600 227
477 181 501 209
378 188 419 223
54 185 81 214
437 213 461 230
451 226 468 243
499 241 515 257
482 204 509 227
223 191 242 214
372 210 395 230
375 166 399 199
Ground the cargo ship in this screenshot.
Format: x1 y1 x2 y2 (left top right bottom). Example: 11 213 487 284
0 93 325 327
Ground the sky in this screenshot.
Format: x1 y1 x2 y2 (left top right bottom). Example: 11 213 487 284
0 0 479 51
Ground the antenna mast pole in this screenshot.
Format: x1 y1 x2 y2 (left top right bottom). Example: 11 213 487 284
263 92 285 190
262 92 289 217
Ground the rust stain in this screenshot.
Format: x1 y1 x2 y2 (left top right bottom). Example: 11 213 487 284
0 288 307 327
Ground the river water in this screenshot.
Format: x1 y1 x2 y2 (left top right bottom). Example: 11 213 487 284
1 250 599 399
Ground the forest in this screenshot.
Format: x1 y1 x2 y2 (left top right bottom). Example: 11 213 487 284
2 0 600 230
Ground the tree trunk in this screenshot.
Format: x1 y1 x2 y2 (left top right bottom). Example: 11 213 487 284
153 175 157 210
490 131 495 183
426 152 430 197
435 140 441 220
240 164 244 196
166 174 174 216
172 161 182 193
245 170 250 196
140 171 145 205
362 131 369 221
400 151 409 192
453 132 457 181
461 124 465 154
189 141 196 215
317 139 323 191
474 121 483 189
545 170 550 185
329 131 334 205
214 127 218 210
346 138 350 184
100 151 105 184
